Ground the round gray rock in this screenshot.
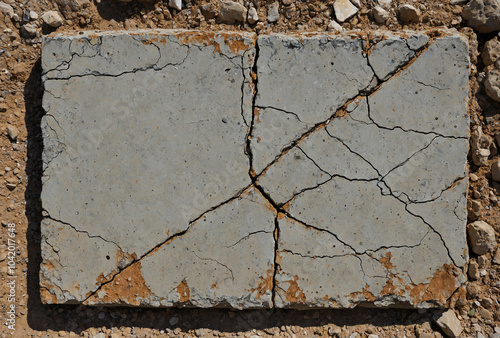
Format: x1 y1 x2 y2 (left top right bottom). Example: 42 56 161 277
463 0 500 33
468 220 497 255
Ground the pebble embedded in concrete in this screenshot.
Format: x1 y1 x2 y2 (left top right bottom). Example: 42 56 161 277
41 29 470 309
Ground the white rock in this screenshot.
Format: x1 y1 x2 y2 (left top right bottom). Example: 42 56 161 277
41 11 64 27
6 125 18 142
21 23 37 38
168 0 182 11
372 5 389 24
468 220 497 255
219 1 247 24
398 4 420 23
327 20 344 31
333 0 359 22
247 7 259 24
267 2 279 23
0 2 14 19
30 10 38 20
435 310 463 337
469 260 480 279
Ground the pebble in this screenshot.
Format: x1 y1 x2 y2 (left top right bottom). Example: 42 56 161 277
492 159 500 182
247 7 258 24
435 310 463 337
469 260 480 279
169 316 179 326
41 11 64 27
30 10 38 20
97 312 105 319
6 124 18 142
0 2 14 19
21 23 38 38
92 334 105 338
219 1 247 24
372 5 389 24
398 4 420 23
267 2 280 23
327 20 344 31
493 248 500 264
468 220 497 255
200 3 217 20
462 0 500 33
485 67 500 102
333 0 359 22
168 0 182 11
376 0 392 9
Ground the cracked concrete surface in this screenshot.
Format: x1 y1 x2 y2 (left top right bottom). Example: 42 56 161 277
40 29 470 309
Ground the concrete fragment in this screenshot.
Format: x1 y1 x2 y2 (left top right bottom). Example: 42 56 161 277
462 0 500 33
333 0 359 23
41 30 470 309
41 11 64 27
267 2 279 22
219 1 247 24
398 4 420 23
435 310 463 337
468 220 497 255
368 34 415 80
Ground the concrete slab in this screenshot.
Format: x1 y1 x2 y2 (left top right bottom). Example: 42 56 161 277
41 30 469 309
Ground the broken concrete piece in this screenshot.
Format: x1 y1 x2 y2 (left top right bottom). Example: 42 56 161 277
333 0 359 22
41 30 470 309
435 310 463 337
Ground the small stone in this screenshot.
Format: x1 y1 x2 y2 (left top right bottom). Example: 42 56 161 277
0 2 14 19
54 0 91 19
493 159 500 181
93 334 105 338
333 0 359 22
327 20 344 31
398 4 420 23
462 0 500 33
267 2 279 23
168 0 182 11
469 260 480 279
450 0 469 4
468 220 497 255
6 125 18 142
41 11 64 27
435 310 463 337
485 67 500 102
0 103 7 112
219 1 247 24
372 5 389 24
482 37 500 66
377 0 391 9
493 248 500 264
21 23 38 38
200 3 217 20
468 199 482 220
97 312 105 319
169 316 179 326
30 11 38 20
247 7 258 24
478 307 494 321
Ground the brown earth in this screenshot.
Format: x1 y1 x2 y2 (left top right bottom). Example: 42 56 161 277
1 0 500 337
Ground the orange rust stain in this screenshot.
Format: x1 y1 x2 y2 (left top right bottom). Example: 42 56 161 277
250 269 274 300
254 108 261 123
211 282 218 289
379 252 395 270
84 261 153 306
408 264 459 305
177 280 191 302
349 284 376 302
40 286 58 304
277 212 286 220
283 275 306 303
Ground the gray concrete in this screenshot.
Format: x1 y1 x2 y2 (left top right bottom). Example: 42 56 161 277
41 30 470 309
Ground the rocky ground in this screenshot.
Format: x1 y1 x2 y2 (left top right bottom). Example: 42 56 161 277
0 0 500 336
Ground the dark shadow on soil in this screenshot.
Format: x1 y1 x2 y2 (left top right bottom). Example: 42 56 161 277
24 58 444 335
95 0 159 23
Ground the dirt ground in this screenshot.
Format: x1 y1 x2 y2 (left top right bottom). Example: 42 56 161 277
1 0 500 336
